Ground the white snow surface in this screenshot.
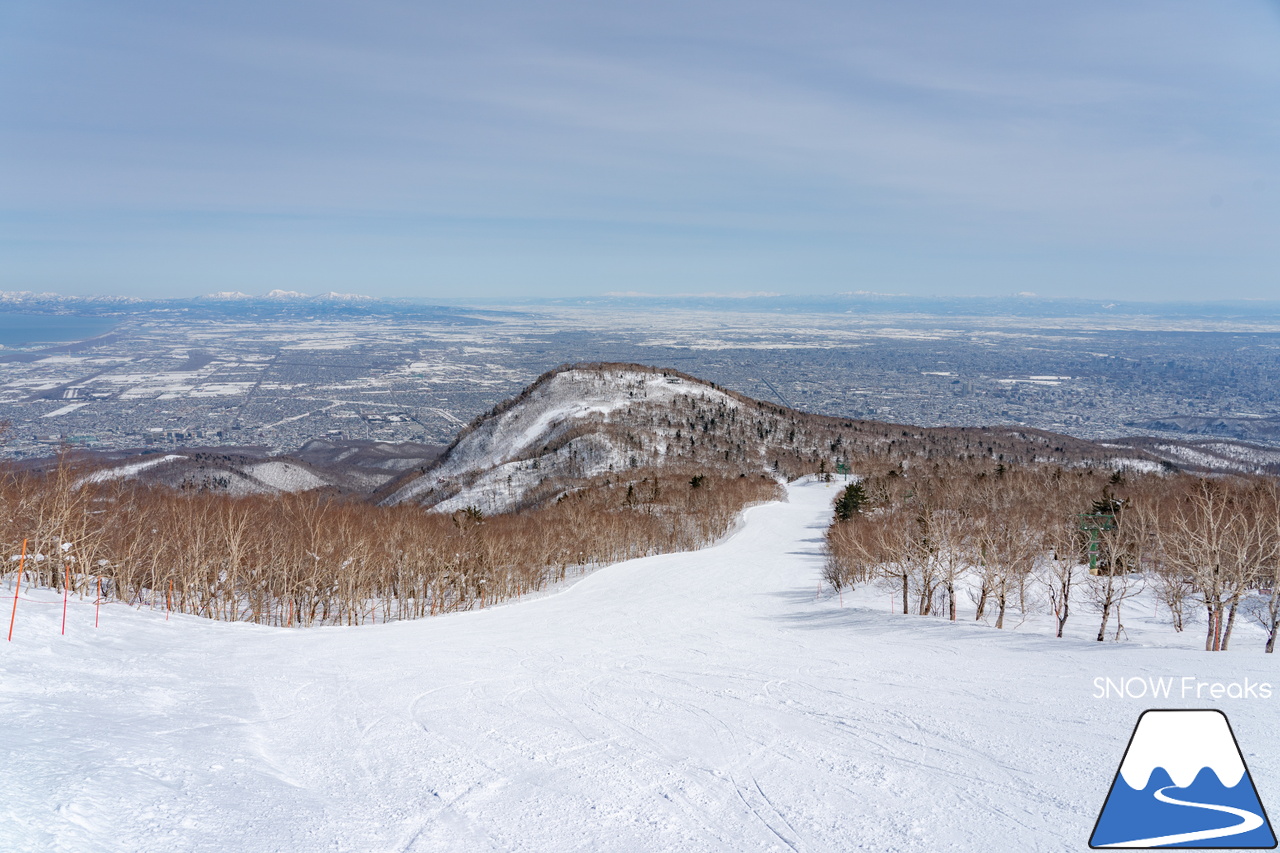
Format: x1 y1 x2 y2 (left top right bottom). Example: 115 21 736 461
1118 710 1245 790
81 454 183 484
4 479 1278 852
246 461 328 493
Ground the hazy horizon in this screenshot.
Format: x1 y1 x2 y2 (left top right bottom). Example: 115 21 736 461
8 287 1280 312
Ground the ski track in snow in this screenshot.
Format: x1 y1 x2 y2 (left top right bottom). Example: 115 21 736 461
3 479 1279 852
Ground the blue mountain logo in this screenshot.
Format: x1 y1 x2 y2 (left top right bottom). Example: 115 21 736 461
1091 709 1276 848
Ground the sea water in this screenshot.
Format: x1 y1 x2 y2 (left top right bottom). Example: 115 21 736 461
0 313 119 348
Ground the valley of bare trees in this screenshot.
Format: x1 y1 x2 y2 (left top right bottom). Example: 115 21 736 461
824 458 1280 652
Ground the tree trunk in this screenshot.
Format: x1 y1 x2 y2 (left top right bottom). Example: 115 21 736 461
995 593 1006 630
1056 571 1071 638
1222 599 1239 651
947 581 956 621
1267 593 1280 653
1097 601 1111 642
900 573 909 617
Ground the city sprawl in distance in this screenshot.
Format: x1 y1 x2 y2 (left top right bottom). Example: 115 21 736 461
4 291 1280 462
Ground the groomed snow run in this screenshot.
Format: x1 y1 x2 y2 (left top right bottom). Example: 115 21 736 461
3 479 1278 852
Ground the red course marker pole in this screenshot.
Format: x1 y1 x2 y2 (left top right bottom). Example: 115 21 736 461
7 538 29 642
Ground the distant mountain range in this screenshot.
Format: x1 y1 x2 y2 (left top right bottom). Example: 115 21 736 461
8 289 1280 323
0 290 502 323
198 290 376 302
446 292 1280 322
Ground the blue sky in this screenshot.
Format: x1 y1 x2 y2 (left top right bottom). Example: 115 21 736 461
1 0 1277 300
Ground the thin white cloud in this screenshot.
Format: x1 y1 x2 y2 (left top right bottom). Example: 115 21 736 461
1 0 1277 297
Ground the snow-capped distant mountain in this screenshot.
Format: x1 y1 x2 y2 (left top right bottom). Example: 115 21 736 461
0 288 502 325
202 290 372 302
0 290 65 303
313 291 374 301
0 290 143 309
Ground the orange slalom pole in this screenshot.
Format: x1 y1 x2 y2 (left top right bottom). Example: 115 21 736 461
62 564 70 636
8 539 27 642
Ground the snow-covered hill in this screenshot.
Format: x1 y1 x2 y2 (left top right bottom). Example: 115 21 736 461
384 366 750 512
1106 435 1280 475
382 363 1165 514
68 440 444 496
74 451 334 496
4 479 1275 852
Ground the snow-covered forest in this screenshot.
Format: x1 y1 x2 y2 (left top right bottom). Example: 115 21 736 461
1 454 779 626
825 459 1280 652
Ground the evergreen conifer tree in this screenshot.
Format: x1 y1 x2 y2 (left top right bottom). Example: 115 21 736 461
834 482 866 521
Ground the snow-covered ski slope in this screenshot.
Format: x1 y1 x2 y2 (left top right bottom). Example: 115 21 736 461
4 479 1278 852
